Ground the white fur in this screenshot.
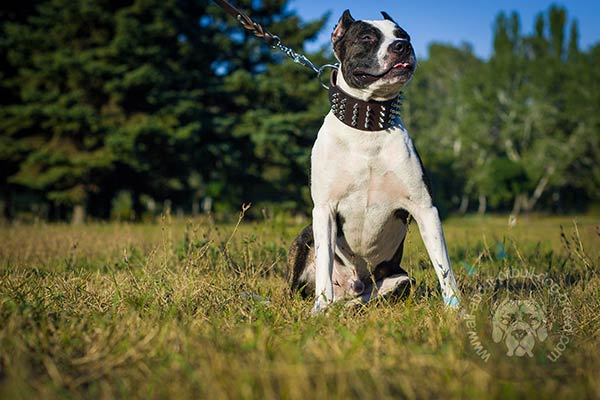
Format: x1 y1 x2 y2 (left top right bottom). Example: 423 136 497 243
311 113 459 312
365 20 401 66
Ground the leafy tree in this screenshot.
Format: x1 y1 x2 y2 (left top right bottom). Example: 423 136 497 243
404 43 486 214
405 5 598 215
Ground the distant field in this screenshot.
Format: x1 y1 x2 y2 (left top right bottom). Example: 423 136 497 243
1 214 599 399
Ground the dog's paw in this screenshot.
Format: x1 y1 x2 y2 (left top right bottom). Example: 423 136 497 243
310 298 331 315
443 296 460 308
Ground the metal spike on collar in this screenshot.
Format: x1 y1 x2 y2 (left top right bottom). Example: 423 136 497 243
395 95 403 107
327 68 405 131
351 103 359 127
337 98 346 120
392 97 402 117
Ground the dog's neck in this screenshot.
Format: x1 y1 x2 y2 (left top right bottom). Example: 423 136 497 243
328 69 402 132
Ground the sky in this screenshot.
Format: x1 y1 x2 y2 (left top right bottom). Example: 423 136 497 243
289 0 600 59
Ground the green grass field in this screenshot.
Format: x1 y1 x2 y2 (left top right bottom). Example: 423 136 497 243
1 212 599 399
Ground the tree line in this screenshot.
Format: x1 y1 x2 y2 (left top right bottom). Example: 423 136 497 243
1 1 598 222
405 7 600 216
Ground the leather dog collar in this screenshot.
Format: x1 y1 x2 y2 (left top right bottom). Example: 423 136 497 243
328 69 402 131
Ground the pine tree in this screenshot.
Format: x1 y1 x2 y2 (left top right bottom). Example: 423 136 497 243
0 0 328 220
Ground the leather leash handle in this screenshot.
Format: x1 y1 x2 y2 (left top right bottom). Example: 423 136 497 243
213 0 280 46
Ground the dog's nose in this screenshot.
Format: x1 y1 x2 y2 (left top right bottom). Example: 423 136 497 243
391 39 411 54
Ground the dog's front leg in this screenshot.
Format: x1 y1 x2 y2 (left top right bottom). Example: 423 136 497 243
311 205 337 313
413 205 460 307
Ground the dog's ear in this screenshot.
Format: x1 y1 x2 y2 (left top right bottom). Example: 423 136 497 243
492 322 505 343
332 9 355 44
536 325 548 342
381 11 398 25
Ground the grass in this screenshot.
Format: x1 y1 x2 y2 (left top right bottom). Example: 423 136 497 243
0 211 599 399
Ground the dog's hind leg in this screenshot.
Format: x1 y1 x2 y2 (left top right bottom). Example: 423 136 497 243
287 225 316 298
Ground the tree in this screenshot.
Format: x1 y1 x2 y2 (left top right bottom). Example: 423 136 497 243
206 0 328 214
0 0 328 220
465 6 595 214
405 5 598 215
0 0 42 219
404 43 486 215
1 3 598 220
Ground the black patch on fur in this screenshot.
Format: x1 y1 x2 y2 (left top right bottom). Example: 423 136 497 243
333 21 384 89
335 212 346 237
381 11 396 24
372 237 408 281
394 27 410 41
287 224 314 297
394 208 410 224
411 145 433 198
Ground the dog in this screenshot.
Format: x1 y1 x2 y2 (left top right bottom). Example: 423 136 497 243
287 10 460 313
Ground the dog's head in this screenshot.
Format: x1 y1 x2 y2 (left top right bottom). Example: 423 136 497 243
492 298 548 357
331 10 416 99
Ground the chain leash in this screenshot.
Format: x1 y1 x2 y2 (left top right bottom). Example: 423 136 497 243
213 0 337 89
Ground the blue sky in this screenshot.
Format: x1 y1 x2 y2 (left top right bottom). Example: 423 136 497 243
289 0 600 59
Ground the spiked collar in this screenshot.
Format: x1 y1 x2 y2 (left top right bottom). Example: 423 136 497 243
328 69 402 131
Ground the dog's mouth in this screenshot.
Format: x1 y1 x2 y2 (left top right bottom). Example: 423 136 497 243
353 62 414 84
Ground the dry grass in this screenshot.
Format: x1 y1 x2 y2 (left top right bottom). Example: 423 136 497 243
0 212 599 399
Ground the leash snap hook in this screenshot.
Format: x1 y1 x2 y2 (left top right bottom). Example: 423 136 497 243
317 64 339 90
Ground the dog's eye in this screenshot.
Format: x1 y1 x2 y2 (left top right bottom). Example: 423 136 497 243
360 34 375 42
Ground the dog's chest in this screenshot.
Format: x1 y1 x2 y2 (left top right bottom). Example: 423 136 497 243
312 115 419 260
335 171 407 263
333 150 408 212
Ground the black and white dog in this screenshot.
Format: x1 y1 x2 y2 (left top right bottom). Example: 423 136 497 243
287 10 459 313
